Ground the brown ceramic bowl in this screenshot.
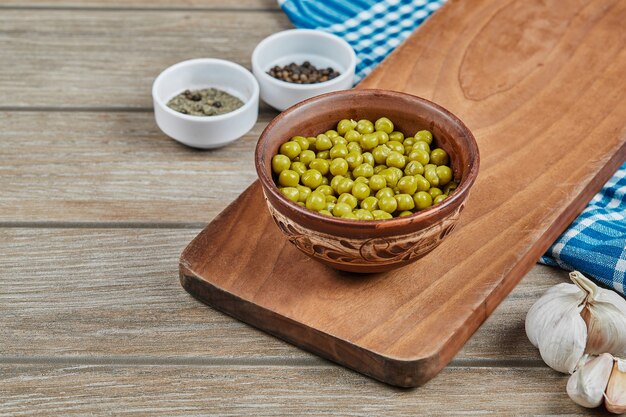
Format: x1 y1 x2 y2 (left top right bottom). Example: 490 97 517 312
255 89 479 273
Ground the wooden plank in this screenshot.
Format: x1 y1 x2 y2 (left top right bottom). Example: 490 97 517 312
0 364 600 416
0 227 565 361
0 112 273 223
0 10 291 107
179 0 626 387
0 0 278 9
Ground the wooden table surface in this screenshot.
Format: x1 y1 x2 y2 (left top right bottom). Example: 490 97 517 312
0 1 608 415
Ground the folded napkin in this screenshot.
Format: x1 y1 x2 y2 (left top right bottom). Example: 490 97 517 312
279 0 626 295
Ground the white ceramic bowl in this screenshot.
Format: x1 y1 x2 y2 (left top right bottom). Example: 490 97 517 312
152 58 259 149
251 29 356 111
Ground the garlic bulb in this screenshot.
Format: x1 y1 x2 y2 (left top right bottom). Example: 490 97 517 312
526 271 626 373
571 272 626 357
605 357 626 414
566 353 613 408
525 282 587 373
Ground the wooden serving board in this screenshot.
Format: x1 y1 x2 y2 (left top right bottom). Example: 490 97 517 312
180 0 626 387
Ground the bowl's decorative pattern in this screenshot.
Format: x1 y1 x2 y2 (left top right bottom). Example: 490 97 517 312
265 196 465 270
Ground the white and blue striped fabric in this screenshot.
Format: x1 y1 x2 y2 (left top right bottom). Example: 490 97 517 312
278 0 626 295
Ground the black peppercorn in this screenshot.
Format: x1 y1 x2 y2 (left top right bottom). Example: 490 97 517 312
267 61 340 85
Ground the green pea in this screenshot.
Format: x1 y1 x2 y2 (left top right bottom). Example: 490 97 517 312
332 202 352 217
415 130 433 145
360 133 379 151
395 193 415 211
389 131 404 142
380 169 400 188
372 145 391 165
306 190 326 211
375 131 389 145
403 145 413 155
424 168 439 187
319 209 333 216
397 175 418 195
374 117 394 134
443 181 458 195
330 175 344 191
362 152 375 166
281 187 300 203
428 187 443 199
356 119 374 134
434 194 447 205
345 151 364 170
386 141 404 153
338 193 358 209
373 164 387 174
398 210 413 217
344 130 362 143
278 169 299 187
404 160 424 176
290 161 307 176
415 174 431 192
329 158 349 176
337 119 357 135
352 182 371 200
301 169 323 189
436 165 453 185
299 150 316 166
321 176 329 185
291 135 309 151
355 209 374 221
386 151 406 169
297 202 305 207
413 191 433 210
430 148 449 166
424 163 437 171
309 159 330 175
412 140 430 153
316 150 330 159
341 212 358 220
331 136 347 147
353 163 374 178
272 154 291 174
315 134 333 151
372 210 393 220
336 178 354 194
368 174 386 191
306 136 317 145
325 129 339 139
408 149 430 165
280 141 302 160
346 141 362 153
330 143 348 159
378 196 398 213
403 138 415 147
325 201 335 212
354 176 369 184
296 185 311 202
316 185 334 196
360 196 379 211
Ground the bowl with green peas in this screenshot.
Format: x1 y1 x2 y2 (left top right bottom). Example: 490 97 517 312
255 89 479 273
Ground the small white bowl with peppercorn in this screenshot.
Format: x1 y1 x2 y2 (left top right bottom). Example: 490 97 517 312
152 58 259 149
252 29 356 111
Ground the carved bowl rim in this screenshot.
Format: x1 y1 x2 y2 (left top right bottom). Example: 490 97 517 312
255 89 480 236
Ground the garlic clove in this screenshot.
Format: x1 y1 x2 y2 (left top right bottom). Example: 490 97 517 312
605 358 626 414
571 272 626 357
536 301 588 374
526 283 585 348
566 353 613 408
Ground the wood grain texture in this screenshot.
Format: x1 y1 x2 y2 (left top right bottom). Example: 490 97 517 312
0 10 290 107
0 0 278 8
181 0 626 387
0 227 563 361
0 365 604 416
0 112 272 222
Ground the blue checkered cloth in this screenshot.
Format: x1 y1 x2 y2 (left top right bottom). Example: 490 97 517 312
278 0 626 295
